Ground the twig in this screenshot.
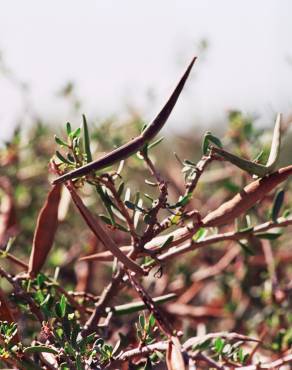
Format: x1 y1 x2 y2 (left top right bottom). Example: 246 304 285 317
139 150 168 247
238 352 292 369
183 332 260 350
184 153 214 196
106 332 260 369
79 217 292 264
106 341 169 369
150 217 292 266
1 251 28 269
193 352 224 369
127 272 173 336
81 267 125 337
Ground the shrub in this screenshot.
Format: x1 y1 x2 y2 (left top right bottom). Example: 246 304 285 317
0 58 291 369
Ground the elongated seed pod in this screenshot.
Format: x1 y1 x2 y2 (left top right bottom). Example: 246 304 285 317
53 56 196 185
202 165 292 227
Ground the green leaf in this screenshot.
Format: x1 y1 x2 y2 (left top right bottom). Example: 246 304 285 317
143 358 153 370
24 345 58 355
143 214 151 224
114 223 129 233
148 137 164 150
159 235 174 251
192 338 212 351
64 341 75 356
168 193 192 209
271 189 285 222
77 332 96 348
212 114 282 177
139 313 145 330
76 354 83 370
148 313 155 328
255 232 282 240
117 182 125 197
253 150 265 163
60 294 67 317
56 150 73 164
100 215 113 225
71 127 81 139
66 122 72 136
96 185 115 225
109 293 176 315
283 209 291 218
36 273 46 288
238 241 255 256
238 226 254 233
54 135 68 147
202 131 223 155
207 133 223 149
82 114 92 163
192 227 207 241
214 337 225 354
4 237 15 254
55 295 67 318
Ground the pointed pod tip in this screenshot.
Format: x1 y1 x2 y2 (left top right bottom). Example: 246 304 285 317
185 55 197 76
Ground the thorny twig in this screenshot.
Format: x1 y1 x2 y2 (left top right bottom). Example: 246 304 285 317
139 150 168 248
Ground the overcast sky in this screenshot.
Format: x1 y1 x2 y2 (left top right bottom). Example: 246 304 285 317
0 0 291 140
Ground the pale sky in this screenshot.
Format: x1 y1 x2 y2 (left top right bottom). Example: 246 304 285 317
0 0 291 140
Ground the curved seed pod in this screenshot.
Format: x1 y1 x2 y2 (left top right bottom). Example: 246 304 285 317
202 165 292 227
53 56 197 184
212 113 282 177
28 184 62 277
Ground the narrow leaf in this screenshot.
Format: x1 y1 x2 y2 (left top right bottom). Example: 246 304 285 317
255 232 282 240
237 241 255 256
159 235 174 251
66 122 72 136
82 114 92 163
109 293 176 316
24 345 58 355
55 150 73 165
148 136 164 150
271 189 285 222
54 135 68 147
